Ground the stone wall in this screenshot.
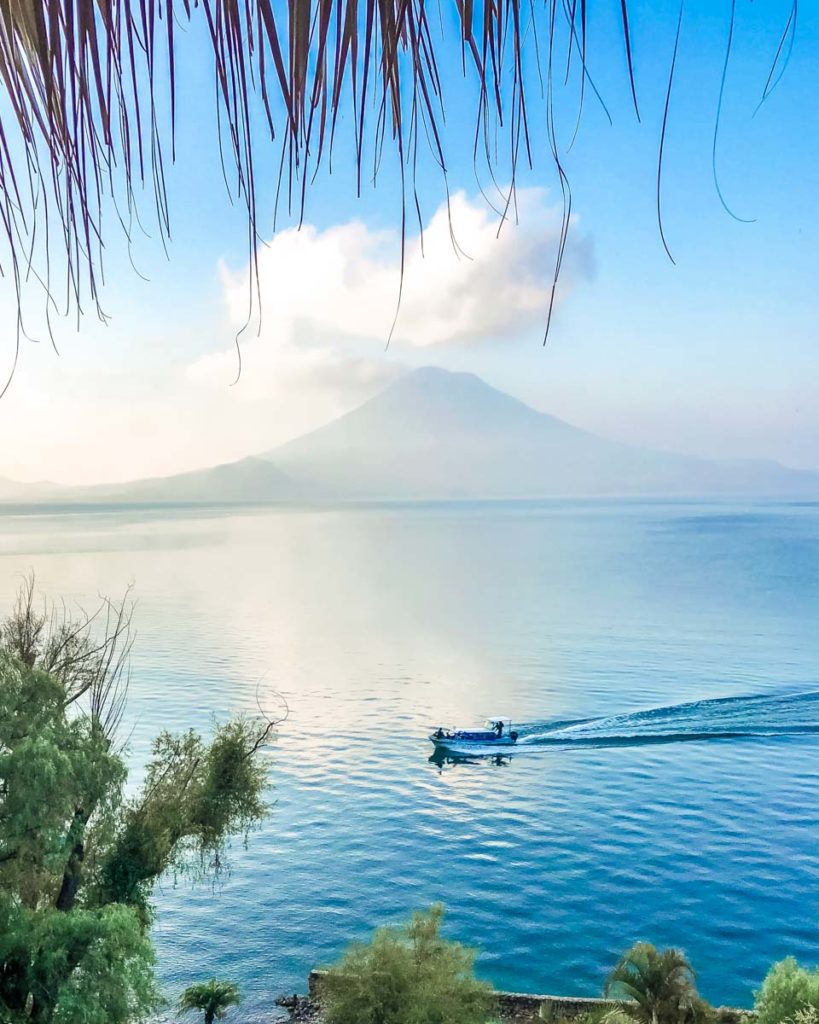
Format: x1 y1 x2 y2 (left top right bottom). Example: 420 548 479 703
306 971 755 1024
310 972 629 1022
496 991 620 1021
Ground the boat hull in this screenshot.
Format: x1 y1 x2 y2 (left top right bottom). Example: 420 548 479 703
429 733 517 749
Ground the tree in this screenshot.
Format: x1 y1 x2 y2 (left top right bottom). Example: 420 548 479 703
320 903 493 1024
0 1 798 357
605 943 697 1024
0 576 277 1024
754 959 819 1024
178 980 242 1024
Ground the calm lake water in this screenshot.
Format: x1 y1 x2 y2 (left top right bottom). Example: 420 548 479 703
1 500 818 1017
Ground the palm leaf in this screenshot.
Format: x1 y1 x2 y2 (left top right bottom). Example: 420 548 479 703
605 943 696 1024
0 0 800 367
179 979 242 1021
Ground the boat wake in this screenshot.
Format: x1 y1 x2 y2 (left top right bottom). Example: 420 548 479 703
515 690 819 749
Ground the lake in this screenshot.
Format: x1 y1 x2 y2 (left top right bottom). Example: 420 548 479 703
1 499 818 1018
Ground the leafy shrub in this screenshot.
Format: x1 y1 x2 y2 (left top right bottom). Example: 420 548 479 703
320 904 493 1024
790 1008 819 1024
0 578 274 1024
755 959 819 1024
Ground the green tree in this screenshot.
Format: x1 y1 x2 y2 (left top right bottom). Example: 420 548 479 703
0 577 277 1024
178 980 242 1024
320 903 493 1024
754 959 819 1024
605 943 697 1024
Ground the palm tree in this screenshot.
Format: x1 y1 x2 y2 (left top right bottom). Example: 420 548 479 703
605 942 697 1024
0 1 796 354
178 979 242 1024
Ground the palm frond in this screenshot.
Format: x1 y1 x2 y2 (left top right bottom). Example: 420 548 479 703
0 0 799 368
605 943 696 1024
179 978 242 1019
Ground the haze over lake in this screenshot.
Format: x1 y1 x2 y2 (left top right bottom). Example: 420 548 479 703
3 369 818 503
1 499 818 1021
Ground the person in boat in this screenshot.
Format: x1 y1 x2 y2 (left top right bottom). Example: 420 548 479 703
494 720 504 737
434 727 445 740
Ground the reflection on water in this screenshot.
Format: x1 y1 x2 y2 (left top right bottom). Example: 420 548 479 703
428 749 515 770
1 499 818 1021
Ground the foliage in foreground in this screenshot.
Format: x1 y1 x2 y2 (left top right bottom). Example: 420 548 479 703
605 943 698 1024
0 0 754 346
785 1008 819 1024
541 1008 635 1024
754 959 819 1024
179 979 242 1024
321 903 493 1024
0 578 275 1024
542 1008 741 1024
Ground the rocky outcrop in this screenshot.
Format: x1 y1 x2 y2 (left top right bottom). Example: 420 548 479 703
274 993 322 1024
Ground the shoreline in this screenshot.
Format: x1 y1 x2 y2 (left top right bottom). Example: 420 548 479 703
300 972 756 1024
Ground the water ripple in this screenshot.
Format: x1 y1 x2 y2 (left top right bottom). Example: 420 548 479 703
1 500 818 1017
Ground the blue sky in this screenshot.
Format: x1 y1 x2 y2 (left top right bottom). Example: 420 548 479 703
0 0 816 484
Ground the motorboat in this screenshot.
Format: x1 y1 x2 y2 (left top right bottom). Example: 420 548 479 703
429 716 518 750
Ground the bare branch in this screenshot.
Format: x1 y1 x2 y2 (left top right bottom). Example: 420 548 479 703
0 572 45 668
0 575 135 743
246 680 290 759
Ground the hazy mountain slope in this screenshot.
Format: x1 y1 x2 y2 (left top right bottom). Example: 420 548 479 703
0 476 62 501
264 367 819 499
81 457 308 504
2 367 816 504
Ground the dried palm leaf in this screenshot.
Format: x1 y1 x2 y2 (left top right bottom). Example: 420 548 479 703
0 0 800 385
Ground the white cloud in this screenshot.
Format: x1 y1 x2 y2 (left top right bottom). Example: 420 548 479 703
191 188 591 391
0 190 591 485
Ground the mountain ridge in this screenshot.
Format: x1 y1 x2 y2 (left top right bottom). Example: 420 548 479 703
260 366 819 500
2 367 817 503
